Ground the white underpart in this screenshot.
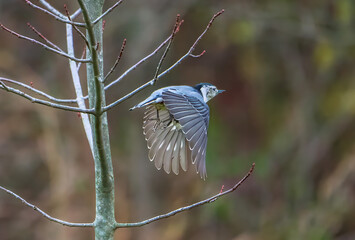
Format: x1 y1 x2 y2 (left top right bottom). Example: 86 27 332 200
200 87 209 102
201 86 218 102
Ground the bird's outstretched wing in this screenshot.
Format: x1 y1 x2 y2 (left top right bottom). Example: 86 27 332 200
162 90 209 179
143 105 191 175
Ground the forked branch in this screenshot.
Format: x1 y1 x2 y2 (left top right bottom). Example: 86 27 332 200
0 23 91 63
92 0 125 25
104 38 127 82
64 4 90 48
24 0 86 27
188 9 224 53
0 81 94 114
0 77 77 103
152 14 184 85
0 185 93 227
115 163 255 228
26 22 62 52
104 32 174 89
103 9 225 113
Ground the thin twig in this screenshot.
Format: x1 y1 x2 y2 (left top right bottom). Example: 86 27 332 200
115 163 255 228
26 22 62 52
0 23 91 63
190 50 206 58
151 14 183 85
64 4 90 48
102 52 192 112
187 9 225 53
103 38 127 82
92 0 125 25
81 26 181 99
104 34 173 90
0 81 95 114
24 0 85 27
0 185 93 227
102 9 224 113
0 77 77 103
0 81 9 91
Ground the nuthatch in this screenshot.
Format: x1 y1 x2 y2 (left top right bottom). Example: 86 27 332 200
130 83 224 179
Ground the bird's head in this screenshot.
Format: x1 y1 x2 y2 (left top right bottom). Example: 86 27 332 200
194 83 225 103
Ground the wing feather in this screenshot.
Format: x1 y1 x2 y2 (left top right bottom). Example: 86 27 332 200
143 105 187 174
163 130 179 174
154 127 175 172
162 90 209 178
147 126 164 149
179 138 188 171
171 132 182 175
149 126 171 162
142 89 210 178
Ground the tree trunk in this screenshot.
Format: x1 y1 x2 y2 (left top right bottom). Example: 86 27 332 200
84 0 116 239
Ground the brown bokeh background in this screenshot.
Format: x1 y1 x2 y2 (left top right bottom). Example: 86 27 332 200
1 0 355 239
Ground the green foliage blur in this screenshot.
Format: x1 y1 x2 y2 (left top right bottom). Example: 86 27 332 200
0 0 354 240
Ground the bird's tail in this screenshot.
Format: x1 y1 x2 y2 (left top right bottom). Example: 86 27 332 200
129 105 140 111
130 106 142 111
129 98 156 111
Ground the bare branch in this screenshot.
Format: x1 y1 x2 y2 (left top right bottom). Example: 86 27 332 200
103 9 225 112
188 9 224 54
103 38 127 82
92 0 125 25
0 23 91 63
26 22 62 52
38 0 66 18
115 163 255 228
64 4 90 48
104 34 173 90
71 8 82 19
102 52 197 112
39 0 83 24
190 50 206 58
0 77 77 103
24 0 86 27
40 0 83 24
0 185 93 227
0 81 95 114
0 81 9 91
152 14 183 85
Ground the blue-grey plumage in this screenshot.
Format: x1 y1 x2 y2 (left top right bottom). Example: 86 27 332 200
130 83 224 179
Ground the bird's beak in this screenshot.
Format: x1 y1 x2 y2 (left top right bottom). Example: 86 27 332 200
218 90 226 94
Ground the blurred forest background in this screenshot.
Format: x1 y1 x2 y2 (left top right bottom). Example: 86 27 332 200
0 0 355 239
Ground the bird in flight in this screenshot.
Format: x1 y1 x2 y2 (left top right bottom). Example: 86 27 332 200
130 83 224 179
